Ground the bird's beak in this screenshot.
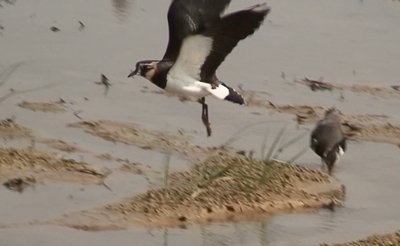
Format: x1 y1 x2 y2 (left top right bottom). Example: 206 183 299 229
127 68 139 78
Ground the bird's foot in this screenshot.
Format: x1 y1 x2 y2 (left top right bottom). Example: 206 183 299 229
202 118 212 137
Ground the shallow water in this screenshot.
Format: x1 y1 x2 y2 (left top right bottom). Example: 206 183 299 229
1 0 400 245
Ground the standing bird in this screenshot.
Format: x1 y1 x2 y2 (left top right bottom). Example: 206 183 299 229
128 0 270 137
310 108 347 175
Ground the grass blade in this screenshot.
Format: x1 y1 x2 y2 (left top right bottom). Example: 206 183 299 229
0 61 26 88
260 130 269 160
287 145 310 163
163 154 171 189
265 124 287 161
222 120 287 148
0 83 59 104
273 130 310 160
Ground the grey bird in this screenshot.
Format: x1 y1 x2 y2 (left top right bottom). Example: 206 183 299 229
310 108 347 174
128 0 270 137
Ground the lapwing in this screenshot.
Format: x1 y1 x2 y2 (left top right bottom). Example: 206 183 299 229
310 108 347 175
128 0 270 136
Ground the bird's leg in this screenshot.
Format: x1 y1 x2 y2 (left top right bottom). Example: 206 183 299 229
199 97 212 137
321 158 326 172
327 166 333 176
327 160 335 175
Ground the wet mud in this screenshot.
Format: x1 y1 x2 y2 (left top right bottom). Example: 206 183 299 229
67 120 222 159
0 147 109 186
18 101 67 113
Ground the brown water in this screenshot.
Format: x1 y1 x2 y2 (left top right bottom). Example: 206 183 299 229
1 0 400 245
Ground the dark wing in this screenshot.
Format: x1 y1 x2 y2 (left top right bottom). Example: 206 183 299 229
310 125 324 156
200 3 270 84
162 0 231 61
310 120 344 157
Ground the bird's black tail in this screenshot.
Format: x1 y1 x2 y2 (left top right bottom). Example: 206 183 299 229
220 82 246 105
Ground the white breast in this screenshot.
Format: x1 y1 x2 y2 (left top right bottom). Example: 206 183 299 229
165 73 211 101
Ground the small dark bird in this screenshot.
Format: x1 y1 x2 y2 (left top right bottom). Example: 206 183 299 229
128 0 270 137
310 108 347 175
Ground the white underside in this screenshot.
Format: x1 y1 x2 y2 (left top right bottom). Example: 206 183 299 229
338 146 344 156
166 34 230 102
165 73 229 102
333 152 341 166
321 146 344 170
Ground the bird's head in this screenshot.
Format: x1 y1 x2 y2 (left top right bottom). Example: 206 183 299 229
325 150 338 175
128 60 159 80
324 107 342 122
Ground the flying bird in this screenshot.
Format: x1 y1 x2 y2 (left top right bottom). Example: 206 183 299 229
128 0 270 136
310 108 347 175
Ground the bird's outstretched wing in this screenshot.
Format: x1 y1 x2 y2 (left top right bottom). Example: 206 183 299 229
169 3 270 84
200 3 270 84
162 0 231 61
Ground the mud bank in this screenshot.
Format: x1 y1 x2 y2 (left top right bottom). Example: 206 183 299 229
0 147 109 191
55 154 344 230
317 230 400 246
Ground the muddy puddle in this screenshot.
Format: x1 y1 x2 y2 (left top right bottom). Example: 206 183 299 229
2 0 400 245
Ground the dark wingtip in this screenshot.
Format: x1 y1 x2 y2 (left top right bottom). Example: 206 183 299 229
220 82 246 105
249 3 271 15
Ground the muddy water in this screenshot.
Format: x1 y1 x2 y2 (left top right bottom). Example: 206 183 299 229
1 0 400 245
